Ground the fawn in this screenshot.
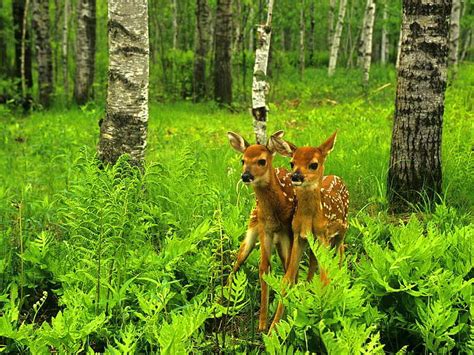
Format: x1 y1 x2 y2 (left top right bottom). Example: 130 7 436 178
227 131 296 332
268 131 349 331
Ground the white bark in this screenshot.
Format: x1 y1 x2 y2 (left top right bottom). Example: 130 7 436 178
448 0 461 67
381 0 389 65
328 0 336 49
62 0 69 100
328 0 347 77
362 0 375 88
396 25 402 69
252 0 274 144
172 0 178 49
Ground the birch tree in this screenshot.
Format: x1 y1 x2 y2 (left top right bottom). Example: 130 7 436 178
381 0 389 65
98 0 149 166
214 0 233 105
328 0 336 50
171 0 178 49
328 0 347 76
193 0 210 101
62 0 69 100
299 0 305 79
251 0 274 144
32 0 53 107
361 0 375 89
388 0 452 210
74 0 96 105
308 0 315 65
448 0 461 72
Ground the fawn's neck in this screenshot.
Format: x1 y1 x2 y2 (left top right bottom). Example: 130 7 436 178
253 168 285 209
295 178 323 218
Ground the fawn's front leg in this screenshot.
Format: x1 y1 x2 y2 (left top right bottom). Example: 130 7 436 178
258 227 273 332
269 234 307 332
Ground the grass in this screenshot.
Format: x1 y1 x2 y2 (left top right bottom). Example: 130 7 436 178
0 64 472 353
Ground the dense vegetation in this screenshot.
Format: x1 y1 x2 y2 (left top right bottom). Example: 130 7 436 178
1 65 472 353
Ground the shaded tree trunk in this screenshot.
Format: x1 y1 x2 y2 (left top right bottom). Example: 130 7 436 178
98 0 149 166
248 6 254 52
62 0 69 101
172 0 178 50
32 0 53 107
362 0 375 90
328 0 336 50
0 0 7 73
74 0 96 105
214 0 233 105
193 0 210 101
328 0 347 76
251 0 274 144
13 0 33 107
381 0 389 64
388 0 452 211
396 25 402 69
308 0 315 66
448 0 461 76
299 0 305 78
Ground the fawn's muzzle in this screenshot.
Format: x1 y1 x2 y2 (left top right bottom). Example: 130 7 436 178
291 171 304 185
241 172 254 183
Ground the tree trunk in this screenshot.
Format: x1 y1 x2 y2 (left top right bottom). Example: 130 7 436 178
74 0 96 105
233 0 242 52
248 6 254 52
0 0 7 73
448 0 461 72
214 0 233 105
13 0 33 108
251 0 274 144
62 0 69 101
358 0 372 67
32 0 53 107
396 22 402 69
459 28 471 62
98 0 149 167
381 0 389 64
299 0 305 79
193 0 210 101
171 0 178 50
308 0 315 66
362 0 375 90
328 0 336 50
388 0 452 211
328 0 347 76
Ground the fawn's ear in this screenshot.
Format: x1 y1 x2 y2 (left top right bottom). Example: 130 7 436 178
269 132 298 157
227 131 250 153
318 131 337 156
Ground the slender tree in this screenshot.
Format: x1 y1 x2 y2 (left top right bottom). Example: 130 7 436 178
214 0 233 105
381 0 389 65
361 0 375 89
308 0 315 65
251 0 274 144
32 0 53 107
171 0 178 50
448 0 461 76
328 0 336 50
193 0 210 101
62 0 69 101
388 0 452 210
396 25 402 69
328 0 347 76
98 0 149 166
74 0 96 105
0 0 7 73
299 0 305 78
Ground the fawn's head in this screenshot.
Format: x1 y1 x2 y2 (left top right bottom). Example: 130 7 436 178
227 131 284 186
270 131 337 188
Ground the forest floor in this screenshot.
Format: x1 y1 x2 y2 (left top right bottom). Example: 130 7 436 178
0 65 472 353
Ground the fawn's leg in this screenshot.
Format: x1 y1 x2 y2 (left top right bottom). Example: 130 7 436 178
275 232 292 272
258 228 273 332
232 210 258 273
307 251 317 281
269 235 307 332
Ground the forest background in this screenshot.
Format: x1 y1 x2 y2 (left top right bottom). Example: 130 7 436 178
0 0 473 353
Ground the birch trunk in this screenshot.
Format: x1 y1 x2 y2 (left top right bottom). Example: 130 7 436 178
74 0 96 105
193 0 210 101
32 0 53 107
396 25 402 69
214 0 233 105
251 0 274 144
299 0 305 79
388 0 452 211
328 0 347 77
233 0 242 52
62 0 69 100
328 0 336 50
308 0 315 65
171 0 178 50
448 0 461 68
98 0 149 166
357 0 371 67
248 6 254 51
362 0 375 89
381 0 389 64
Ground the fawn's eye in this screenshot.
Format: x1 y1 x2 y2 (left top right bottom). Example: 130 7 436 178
258 159 266 166
290 162 294 169
309 162 318 170
241 159 245 165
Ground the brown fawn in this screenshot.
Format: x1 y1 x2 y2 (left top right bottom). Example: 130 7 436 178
268 131 349 331
227 131 296 332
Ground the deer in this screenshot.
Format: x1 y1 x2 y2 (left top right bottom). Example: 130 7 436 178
227 131 297 332
268 131 349 332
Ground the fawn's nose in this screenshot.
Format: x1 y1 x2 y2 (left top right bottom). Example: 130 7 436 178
241 171 254 183
291 171 304 183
